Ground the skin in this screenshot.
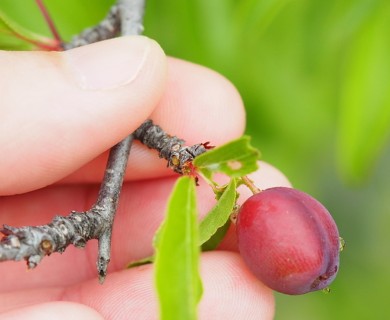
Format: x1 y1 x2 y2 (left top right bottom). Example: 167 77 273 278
0 36 290 320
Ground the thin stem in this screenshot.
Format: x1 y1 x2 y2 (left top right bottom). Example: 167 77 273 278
241 176 261 194
7 29 61 51
35 0 62 43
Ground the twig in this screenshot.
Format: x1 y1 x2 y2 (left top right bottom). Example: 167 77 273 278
0 0 211 283
62 4 121 50
118 0 146 36
63 0 146 50
0 0 146 283
134 120 210 174
0 107 133 284
93 135 134 282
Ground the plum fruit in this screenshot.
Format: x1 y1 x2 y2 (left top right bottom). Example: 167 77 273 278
236 187 340 295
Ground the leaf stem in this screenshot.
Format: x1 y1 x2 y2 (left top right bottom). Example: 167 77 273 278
35 0 63 43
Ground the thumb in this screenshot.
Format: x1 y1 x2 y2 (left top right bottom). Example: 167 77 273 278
0 36 166 195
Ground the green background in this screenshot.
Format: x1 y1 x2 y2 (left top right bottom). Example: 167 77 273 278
2 0 390 319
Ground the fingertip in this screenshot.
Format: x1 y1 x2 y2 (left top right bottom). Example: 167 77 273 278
64 36 166 92
120 58 247 180
150 58 246 145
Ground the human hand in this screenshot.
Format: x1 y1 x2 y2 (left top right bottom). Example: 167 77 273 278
0 36 289 319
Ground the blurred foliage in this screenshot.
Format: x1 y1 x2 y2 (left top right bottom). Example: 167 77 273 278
1 0 390 319
0 7 53 50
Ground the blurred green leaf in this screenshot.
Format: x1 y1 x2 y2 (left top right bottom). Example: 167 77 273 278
337 4 390 183
199 179 237 248
154 176 202 320
0 0 114 45
0 8 56 50
234 0 290 36
42 0 114 41
194 136 260 181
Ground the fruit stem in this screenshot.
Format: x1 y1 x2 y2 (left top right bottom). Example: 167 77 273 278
241 176 261 194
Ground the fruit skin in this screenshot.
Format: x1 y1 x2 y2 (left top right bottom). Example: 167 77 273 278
236 187 340 295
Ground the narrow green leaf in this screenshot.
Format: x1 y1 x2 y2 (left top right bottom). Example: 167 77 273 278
194 136 260 180
199 179 237 247
126 255 154 268
154 176 202 320
0 9 57 50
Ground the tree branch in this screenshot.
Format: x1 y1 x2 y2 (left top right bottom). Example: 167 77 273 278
0 0 146 283
0 0 211 283
63 0 146 50
0 122 133 284
63 4 120 50
118 0 146 36
93 0 148 283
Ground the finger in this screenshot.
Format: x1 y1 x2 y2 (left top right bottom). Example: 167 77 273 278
60 57 246 185
0 302 103 320
0 36 167 196
0 161 290 290
0 252 274 320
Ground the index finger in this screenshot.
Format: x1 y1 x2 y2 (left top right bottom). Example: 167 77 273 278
62 57 245 185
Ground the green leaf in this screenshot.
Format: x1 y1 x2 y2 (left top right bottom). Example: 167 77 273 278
194 136 260 181
199 179 237 247
201 219 231 251
154 176 202 320
0 9 57 50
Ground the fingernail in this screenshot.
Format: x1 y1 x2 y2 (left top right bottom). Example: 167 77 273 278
64 36 150 90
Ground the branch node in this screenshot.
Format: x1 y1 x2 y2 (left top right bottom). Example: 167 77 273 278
133 120 208 174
